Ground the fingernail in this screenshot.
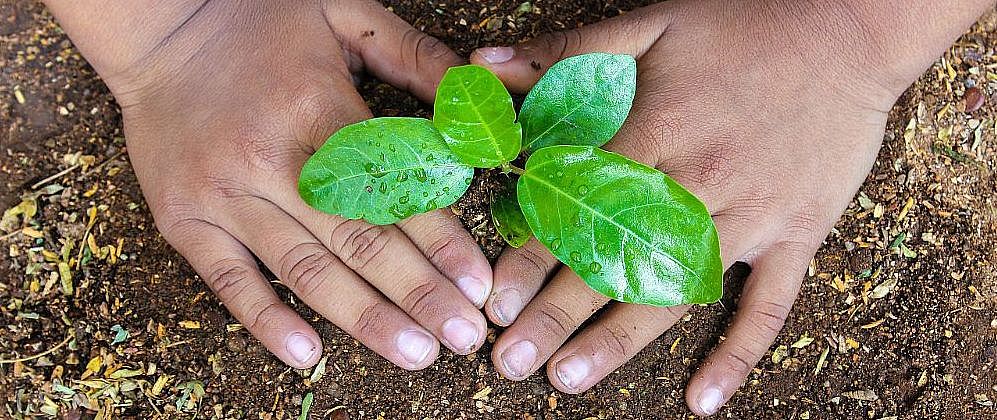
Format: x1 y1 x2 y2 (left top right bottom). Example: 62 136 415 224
501 340 538 378
492 289 523 325
699 386 724 415
442 317 480 353
285 333 318 365
455 276 488 307
476 47 514 64
396 329 434 365
554 355 590 391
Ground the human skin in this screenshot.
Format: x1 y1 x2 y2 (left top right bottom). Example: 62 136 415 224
41 0 495 371
471 0 992 415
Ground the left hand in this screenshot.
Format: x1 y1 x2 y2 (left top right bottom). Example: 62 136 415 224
468 0 985 415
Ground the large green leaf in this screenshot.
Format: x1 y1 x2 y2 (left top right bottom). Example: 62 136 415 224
519 53 636 153
299 117 474 225
490 177 532 248
517 145 722 306
433 65 522 168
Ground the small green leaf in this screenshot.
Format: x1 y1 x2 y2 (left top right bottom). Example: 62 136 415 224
298 392 314 420
519 53 636 153
518 145 722 306
434 65 522 168
299 117 474 225
491 177 531 248
110 324 129 345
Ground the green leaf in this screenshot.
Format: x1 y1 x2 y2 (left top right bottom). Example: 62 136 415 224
519 53 636 153
517 145 722 306
491 177 531 248
110 324 129 345
299 117 474 225
434 65 522 168
298 392 314 420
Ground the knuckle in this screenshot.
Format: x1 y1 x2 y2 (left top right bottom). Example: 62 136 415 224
424 235 462 266
352 301 390 339
229 125 304 172
592 322 634 358
670 133 741 189
402 30 456 74
510 245 552 281
331 220 391 271
204 175 256 201
783 205 824 246
400 281 441 318
745 299 792 338
204 259 257 302
541 29 582 62
534 302 577 338
244 300 282 332
278 242 338 299
722 341 759 375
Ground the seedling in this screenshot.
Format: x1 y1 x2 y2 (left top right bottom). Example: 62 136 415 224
298 53 722 306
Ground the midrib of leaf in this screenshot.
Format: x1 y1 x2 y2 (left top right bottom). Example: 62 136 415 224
523 171 705 288
523 78 603 151
320 144 464 183
455 77 504 162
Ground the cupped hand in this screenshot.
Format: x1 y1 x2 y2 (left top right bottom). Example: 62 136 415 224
55 0 493 370
468 0 957 414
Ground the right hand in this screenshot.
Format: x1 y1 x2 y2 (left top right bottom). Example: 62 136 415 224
49 0 492 370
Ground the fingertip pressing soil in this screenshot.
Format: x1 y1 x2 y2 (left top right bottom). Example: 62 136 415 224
2 1 997 418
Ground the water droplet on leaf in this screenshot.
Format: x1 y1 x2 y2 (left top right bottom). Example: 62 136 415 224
589 262 602 273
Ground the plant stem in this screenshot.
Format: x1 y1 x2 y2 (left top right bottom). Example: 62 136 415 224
502 163 525 175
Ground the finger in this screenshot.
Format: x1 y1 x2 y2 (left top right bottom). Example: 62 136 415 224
247 190 487 355
396 209 493 308
469 4 673 93
155 216 322 369
485 238 562 326
208 199 444 369
685 241 811 416
323 0 463 102
547 304 689 393
492 267 608 380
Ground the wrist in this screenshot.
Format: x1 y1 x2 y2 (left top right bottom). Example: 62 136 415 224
754 0 991 102
42 0 216 94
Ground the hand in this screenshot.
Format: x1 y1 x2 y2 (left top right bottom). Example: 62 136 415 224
47 0 492 370
469 0 987 414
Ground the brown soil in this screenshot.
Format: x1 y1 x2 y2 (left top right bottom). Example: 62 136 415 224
3 1 997 418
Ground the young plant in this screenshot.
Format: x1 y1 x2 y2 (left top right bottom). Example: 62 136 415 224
299 53 723 306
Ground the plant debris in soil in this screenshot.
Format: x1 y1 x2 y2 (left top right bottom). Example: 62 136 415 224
2 1 997 418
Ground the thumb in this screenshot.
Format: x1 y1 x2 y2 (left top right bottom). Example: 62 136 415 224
469 4 673 94
324 0 463 103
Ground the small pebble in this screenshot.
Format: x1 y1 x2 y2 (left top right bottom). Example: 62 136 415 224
964 87 985 113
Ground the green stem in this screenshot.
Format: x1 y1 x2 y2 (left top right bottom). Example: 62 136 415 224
502 163 525 175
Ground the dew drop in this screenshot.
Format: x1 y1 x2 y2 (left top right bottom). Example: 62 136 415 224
378 182 387 194
570 251 582 262
396 171 409 182
577 185 589 195
442 186 450 193
550 238 562 251
413 168 429 182
399 195 410 204
464 177 472 185
589 261 602 274
596 243 608 252
379 152 387 162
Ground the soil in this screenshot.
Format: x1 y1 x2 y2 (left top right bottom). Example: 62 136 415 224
2 0 997 418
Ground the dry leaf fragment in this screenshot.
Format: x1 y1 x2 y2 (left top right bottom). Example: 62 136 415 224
842 389 879 402
179 320 201 329
472 386 492 400
791 334 815 349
